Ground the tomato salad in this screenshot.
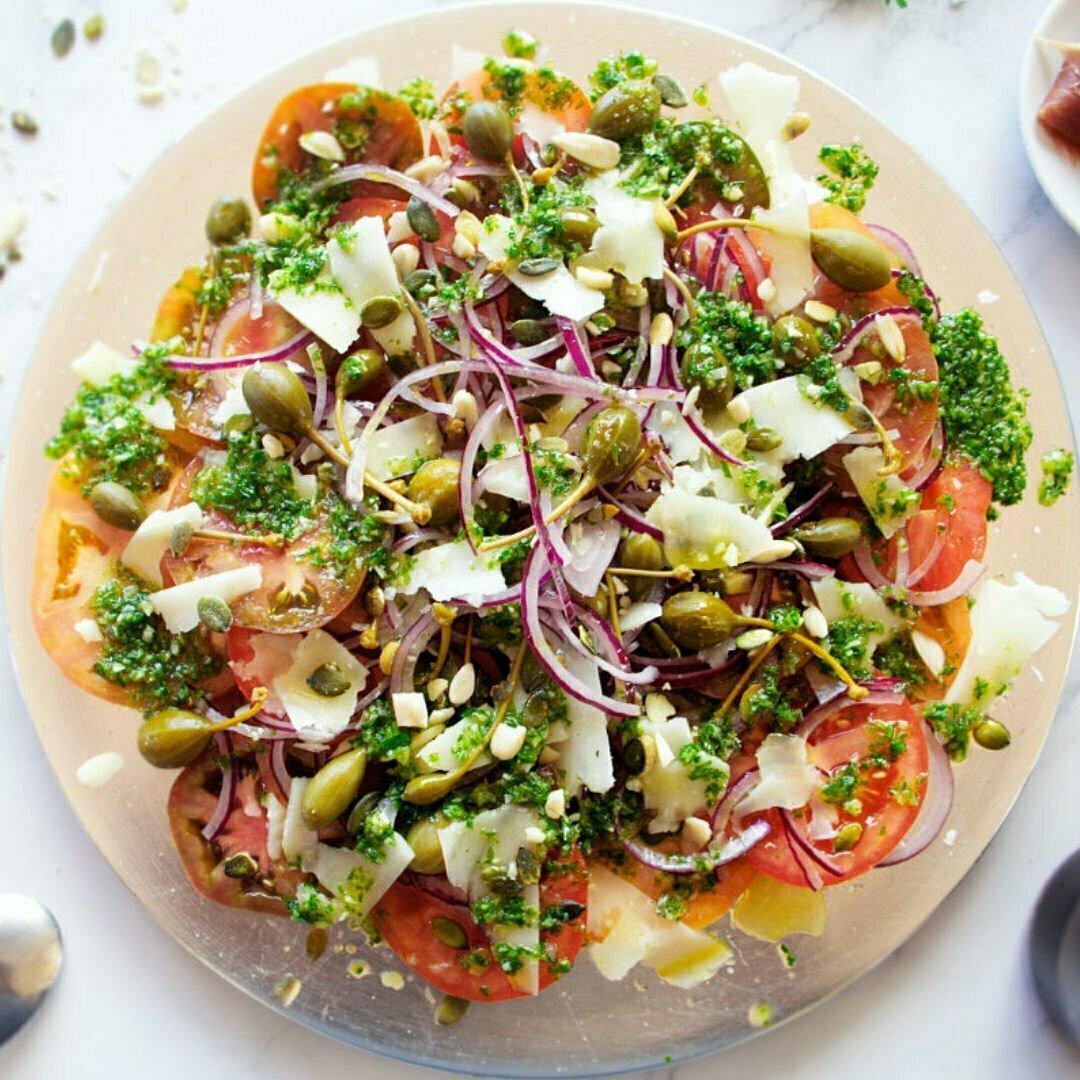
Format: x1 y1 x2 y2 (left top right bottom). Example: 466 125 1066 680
35 36 1072 1019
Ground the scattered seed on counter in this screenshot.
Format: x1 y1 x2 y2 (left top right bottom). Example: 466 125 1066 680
12 111 38 136
83 14 105 41
51 18 76 58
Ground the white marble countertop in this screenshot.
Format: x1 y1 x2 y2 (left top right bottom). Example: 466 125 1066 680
2 0 1080 1076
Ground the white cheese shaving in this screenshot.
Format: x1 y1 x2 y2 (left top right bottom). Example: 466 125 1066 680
395 539 506 607
265 793 286 862
519 102 566 145
282 778 318 862
323 55 381 87
136 394 176 431
302 831 413 919
211 376 251 427
736 733 819 817
911 629 947 677
645 401 704 465
844 446 920 539
478 454 530 502
121 502 204 587
577 174 665 283
392 691 429 730
76 751 124 787
273 630 369 741
646 488 778 569
750 193 813 316
946 573 1068 708
149 566 262 633
559 648 615 796
810 577 904 658
363 414 443 481
71 341 137 386
272 267 359 353
618 601 663 634
416 715 489 773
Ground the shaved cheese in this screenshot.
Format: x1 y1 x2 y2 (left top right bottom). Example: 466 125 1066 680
302 830 413 919
844 446 920 539
273 630 368 741
559 648 614 796
323 55 381 87
478 215 603 321
618 602 662 634
588 865 731 987
137 395 176 431
363 414 442 481
732 376 855 463
810 577 904 657
282 778 318 861
396 539 506 606
451 44 487 79
416 713 490 773
736 733 819 818
440 806 543 993
632 714 727 832
751 193 813 316
265 793 285 862
229 632 294 716
646 488 777 569
121 502 204 587
577 174 665 283
272 267 359 353
946 573 1068 708
71 341 137 386
479 455 530 502
149 566 262 632
329 217 416 354
645 401 704 465
911 629 946 677
211 375 251 427
519 102 565 145
731 873 826 941
73 618 102 643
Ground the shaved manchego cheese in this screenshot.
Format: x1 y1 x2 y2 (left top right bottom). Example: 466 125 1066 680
731 873 827 941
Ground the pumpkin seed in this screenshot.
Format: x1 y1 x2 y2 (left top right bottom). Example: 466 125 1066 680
653 73 688 108
406 195 442 243
51 18 76 57
517 256 561 277
197 595 234 633
360 294 402 329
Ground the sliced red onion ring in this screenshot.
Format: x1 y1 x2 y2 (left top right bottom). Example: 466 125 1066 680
621 818 771 875
682 409 748 468
852 538 894 590
905 421 945 493
904 559 986 606
556 316 597 379
762 559 836 580
202 732 237 841
598 485 664 541
867 224 922 276
771 483 834 536
408 872 470 906
725 227 768 307
780 808 846 879
796 688 906 741
889 268 942 320
389 612 439 696
169 328 314 371
907 527 948 588
310 163 461 217
831 306 919 365
270 738 292 798
878 721 954 866
349 676 389 721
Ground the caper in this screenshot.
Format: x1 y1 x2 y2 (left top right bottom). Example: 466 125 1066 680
619 533 665 599
660 591 739 649
337 349 385 396
406 817 446 874
480 862 522 898
406 458 461 527
435 994 470 1026
834 822 863 853
517 256 561 277
745 427 782 453
558 207 600 246
790 517 863 560
403 268 439 297
306 661 352 697
973 719 1011 751
509 318 550 346
300 747 367 831
622 738 647 775
137 709 214 769
89 481 146 531
582 406 642 484
242 363 312 437
222 852 258 878
360 294 402 329
771 314 821 371
810 228 892 293
681 341 733 414
462 100 515 162
516 846 541 886
406 195 442 243
404 770 461 805
205 196 251 245
431 916 468 950
197 594 234 633
653 73 688 108
588 80 661 141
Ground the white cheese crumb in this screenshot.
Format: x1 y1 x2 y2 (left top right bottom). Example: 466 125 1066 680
524 826 546 846
76 751 124 788
73 618 102 643
0 203 27 254
756 277 778 304
681 816 712 848
943 828 958 846
393 691 429 729
645 693 676 724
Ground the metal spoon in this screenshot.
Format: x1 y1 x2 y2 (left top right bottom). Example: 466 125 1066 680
0 894 62 1045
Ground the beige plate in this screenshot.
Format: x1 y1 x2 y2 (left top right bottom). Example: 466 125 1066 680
4 3 1079 1075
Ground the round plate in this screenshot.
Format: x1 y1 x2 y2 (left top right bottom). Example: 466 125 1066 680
1021 0 1080 233
4 4 1079 1075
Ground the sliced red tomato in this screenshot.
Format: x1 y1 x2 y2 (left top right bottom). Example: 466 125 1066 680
163 457 364 634
910 597 974 702
372 847 588 1003
334 195 408 226
439 65 591 133
744 699 929 887
168 750 305 913
252 85 422 208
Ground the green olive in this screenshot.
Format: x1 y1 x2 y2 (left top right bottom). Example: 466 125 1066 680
463 100 515 162
653 73 688 108
716 132 770 214
406 195 442 243
360 294 402 329
973 719 1011 751
517 256 561 277
337 349 385 396
403 268 439 297
137 709 214 769
680 341 733 415
435 994 470 1026
558 207 600 246
300 747 367 831
205 196 251 245
242 363 313 437
197 594 234 633
404 770 461 806
407 458 461 527
582 406 642 484
509 318 550 346
771 314 821 371
622 737 647 775
89 481 146 531
406 817 447 873
588 80 661 141
306 661 352 697
431 916 468 950
745 427 782 453
619 533 664 600
810 228 892 293
790 517 863 560
660 591 739 649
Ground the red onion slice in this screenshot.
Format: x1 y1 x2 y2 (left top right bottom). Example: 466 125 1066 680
202 732 237 841
831 306 919 365
796 689 906 741
621 818 771 875
389 612 439 696
169 328 314 371
907 527 948 587
311 162 461 217
270 738 292 799
780 808 846 879
866 224 923 277
771 483 834 536
905 559 985 606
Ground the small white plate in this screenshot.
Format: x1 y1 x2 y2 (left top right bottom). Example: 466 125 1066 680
1021 0 1080 233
